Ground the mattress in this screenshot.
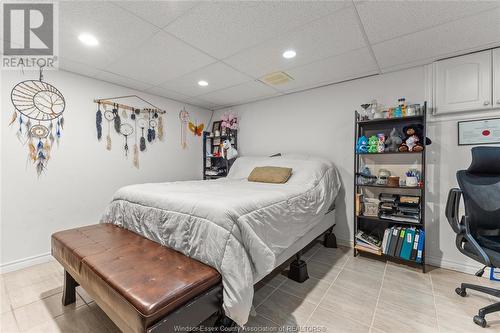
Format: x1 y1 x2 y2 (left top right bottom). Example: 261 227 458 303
100 155 341 326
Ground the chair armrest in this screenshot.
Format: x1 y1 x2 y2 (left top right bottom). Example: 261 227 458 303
446 188 492 266
445 188 464 233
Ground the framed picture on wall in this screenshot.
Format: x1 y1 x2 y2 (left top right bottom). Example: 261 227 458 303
458 118 500 145
212 121 222 134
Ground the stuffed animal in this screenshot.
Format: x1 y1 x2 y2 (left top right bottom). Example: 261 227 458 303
377 134 385 153
385 128 403 152
222 139 238 160
356 136 369 154
368 135 379 153
399 125 424 152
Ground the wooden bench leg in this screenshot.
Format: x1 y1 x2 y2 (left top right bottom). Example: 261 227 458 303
62 270 78 306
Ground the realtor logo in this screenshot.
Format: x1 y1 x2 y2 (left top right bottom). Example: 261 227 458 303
2 2 58 69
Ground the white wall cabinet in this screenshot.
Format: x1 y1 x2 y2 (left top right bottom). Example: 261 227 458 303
434 50 493 115
494 48 500 108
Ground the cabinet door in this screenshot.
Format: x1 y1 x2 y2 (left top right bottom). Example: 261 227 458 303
494 48 500 108
435 50 492 115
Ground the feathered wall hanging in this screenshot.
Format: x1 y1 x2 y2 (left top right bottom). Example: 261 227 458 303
9 68 66 176
179 107 190 149
93 95 166 169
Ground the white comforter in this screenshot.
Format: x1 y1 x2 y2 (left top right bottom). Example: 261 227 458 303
100 156 341 326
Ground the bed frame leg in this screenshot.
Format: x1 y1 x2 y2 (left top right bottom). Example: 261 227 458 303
288 252 309 283
214 313 237 332
62 270 78 306
323 227 337 248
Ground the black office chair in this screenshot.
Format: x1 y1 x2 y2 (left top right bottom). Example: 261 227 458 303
446 146 500 328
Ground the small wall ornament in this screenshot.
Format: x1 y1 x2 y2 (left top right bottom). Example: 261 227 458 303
9 69 66 176
179 107 190 149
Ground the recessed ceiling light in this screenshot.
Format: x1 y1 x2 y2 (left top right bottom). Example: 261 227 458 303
198 80 208 87
282 50 296 59
78 33 99 47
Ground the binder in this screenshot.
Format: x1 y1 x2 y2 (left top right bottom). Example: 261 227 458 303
384 228 393 254
400 228 415 260
395 228 406 258
381 229 389 254
410 230 420 261
388 227 400 256
416 230 425 263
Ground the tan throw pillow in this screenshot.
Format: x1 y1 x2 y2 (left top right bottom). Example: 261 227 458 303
248 166 292 184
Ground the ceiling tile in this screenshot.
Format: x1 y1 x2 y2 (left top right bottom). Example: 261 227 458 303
159 62 251 97
112 1 200 28
144 86 191 103
274 47 379 93
184 97 222 110
372 7 500 70
107 31 216 85
59 1 159 68
356 0 500 44
198 80 279 106
94 70 154 91
59 57 101 78
224 6 366 78
165 0 351 59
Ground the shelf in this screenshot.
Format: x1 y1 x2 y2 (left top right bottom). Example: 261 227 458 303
357 215 422 226
357 183 423 190
357 115 424 125
354 103 427 273
357 151 423 155
355 247 423 265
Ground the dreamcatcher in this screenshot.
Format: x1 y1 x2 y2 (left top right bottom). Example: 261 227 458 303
179 107 190 149
9 69 66 176
119 123 134 157
94 95 166 169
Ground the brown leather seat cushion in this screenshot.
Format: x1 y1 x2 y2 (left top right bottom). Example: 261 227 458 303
51 224 221 326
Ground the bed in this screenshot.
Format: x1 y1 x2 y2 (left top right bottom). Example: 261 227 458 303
100 155 341 326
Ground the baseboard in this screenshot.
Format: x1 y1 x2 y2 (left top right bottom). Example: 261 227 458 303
336 238 354 248
0 252 54 274
425 256 483 275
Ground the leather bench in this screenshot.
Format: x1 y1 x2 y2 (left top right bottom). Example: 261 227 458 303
51 224 222 333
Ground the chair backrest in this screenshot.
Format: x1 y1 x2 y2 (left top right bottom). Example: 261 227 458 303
457 147 500 233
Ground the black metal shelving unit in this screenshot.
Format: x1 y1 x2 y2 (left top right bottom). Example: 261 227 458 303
353 102 427 273
203 130 238 180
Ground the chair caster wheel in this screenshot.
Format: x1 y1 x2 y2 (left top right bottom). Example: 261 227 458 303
455 287 467 297
473 315 487 328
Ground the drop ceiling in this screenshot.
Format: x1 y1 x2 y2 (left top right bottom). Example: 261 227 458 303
55 0 500 110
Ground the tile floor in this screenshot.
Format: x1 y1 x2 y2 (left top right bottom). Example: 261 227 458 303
1 244 499 332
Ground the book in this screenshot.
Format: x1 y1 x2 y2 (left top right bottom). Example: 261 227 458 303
400 228 415 260
355 194 363 216
355 244 382 256
356 238 380 251
410 230 420 261
380 213 420 224
416 230 425 263
355 230 382 248
395 228 406 258
388 227 400 256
